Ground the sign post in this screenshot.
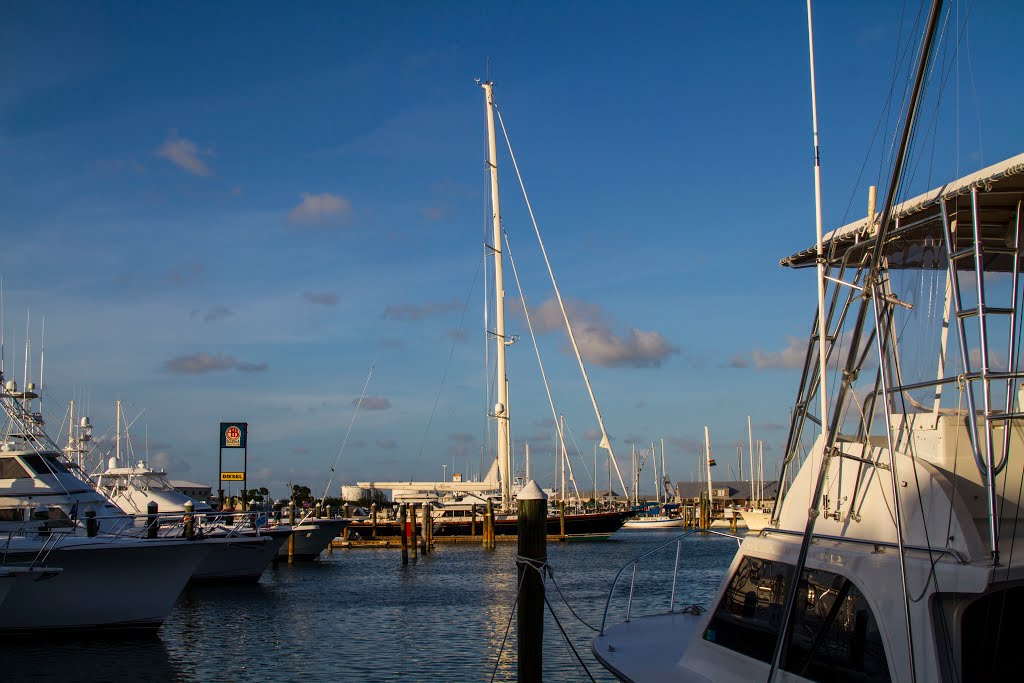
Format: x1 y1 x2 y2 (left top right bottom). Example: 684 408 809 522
219 422 248 510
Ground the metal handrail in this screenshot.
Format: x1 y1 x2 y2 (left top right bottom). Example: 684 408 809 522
598 529 743 635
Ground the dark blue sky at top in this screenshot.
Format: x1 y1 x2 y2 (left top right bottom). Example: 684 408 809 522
0 1 1021 496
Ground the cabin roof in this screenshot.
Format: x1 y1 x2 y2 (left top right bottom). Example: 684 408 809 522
782 152 1024 271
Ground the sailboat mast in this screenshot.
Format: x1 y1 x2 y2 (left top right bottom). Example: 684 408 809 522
116 399 122 464
705 426 713 513
482 81 512 510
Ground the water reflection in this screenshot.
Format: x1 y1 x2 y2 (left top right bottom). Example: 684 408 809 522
4 530 737 682
1 634 189 682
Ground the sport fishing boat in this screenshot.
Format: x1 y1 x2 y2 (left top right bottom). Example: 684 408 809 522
593 2 1024 680
0 380 279 586
356 80 633 539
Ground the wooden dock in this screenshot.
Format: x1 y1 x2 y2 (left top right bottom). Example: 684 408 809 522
331 534 599 549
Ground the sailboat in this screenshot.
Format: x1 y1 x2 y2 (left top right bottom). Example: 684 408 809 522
622 441 685 529
352 80 632 540
593 2 1024 680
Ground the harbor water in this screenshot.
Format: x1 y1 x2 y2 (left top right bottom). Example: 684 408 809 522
3 530 739 682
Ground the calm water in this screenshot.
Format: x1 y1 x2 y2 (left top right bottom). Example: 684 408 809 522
3 530 741 682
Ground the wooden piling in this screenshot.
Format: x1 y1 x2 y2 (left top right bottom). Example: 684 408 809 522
422 502 430 554
470 505 477 537
400 504 409 565
371 503 378 538
85 509 98 537
287 502 296 564
517 481 547 682
411 503 419 559
559 499 566 540
483 499 495 549
146 501 159 539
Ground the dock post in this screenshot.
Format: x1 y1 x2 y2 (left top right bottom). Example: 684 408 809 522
315 503 322 518
371 503 378 538
411 503 419 559
483 499 494 549
343 504 350 519
422 502 430 554
559 499 566 540
85 509 98 537
517 481 547 682
288 502 296 564
146 501 159 539
400 504 409 565
184 501 195 540
471 504 477 538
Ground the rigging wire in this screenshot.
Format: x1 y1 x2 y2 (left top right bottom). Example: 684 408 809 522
492 104 629 498
320 362 375 502
501 227 585 504
410 255 482 482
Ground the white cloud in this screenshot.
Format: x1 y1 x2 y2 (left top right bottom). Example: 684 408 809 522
155 133 213 176
513 297 678 368
287 193 352 226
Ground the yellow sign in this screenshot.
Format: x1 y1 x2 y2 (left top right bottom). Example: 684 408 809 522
221 472 245 481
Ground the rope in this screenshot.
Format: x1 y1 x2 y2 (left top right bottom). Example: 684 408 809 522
545 591 597 683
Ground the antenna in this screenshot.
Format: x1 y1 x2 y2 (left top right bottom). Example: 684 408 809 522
39 316 45 418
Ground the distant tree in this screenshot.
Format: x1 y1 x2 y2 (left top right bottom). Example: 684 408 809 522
291 484 313 506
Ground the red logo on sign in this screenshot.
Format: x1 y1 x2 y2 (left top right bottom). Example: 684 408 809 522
225 425 243 447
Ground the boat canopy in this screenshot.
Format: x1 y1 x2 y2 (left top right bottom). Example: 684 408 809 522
782 152 1024 272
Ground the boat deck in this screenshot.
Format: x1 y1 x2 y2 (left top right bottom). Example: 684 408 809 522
593 612 710 683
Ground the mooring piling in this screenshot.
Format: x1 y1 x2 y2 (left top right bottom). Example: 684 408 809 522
400 503 409 565
517 480 547 682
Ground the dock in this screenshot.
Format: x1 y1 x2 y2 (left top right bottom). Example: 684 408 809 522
331 533 606 548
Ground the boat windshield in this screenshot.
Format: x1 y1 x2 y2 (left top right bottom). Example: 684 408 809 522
20 454 71 476
0 456 31 479
703 555 890 682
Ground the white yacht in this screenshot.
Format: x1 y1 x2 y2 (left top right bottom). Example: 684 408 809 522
593 5 1024 679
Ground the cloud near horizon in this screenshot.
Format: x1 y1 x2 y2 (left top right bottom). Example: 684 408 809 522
383 299 461 321
164 353 269 374
356 396 391 410
510 297 677 368
155 132 214 176
288 192 352 226
303 290 339 307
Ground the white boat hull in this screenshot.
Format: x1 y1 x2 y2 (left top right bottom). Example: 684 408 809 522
277 519 350 560
621 516 688 529
0 537 208 632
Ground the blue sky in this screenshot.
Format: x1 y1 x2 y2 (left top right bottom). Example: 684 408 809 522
2 2 1022 499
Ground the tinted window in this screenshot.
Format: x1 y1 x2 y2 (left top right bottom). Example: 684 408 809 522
704 555 890 682
20 454 70 476
0 457 30 479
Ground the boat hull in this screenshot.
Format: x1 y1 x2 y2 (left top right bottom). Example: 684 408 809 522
0 537 208 632
277 519 351 560
190 535 281 583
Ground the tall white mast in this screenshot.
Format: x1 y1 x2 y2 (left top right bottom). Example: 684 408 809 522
482 81 512 510
652 442 660 505
116 399 122 464
660 438 667 502
705 426 713 512
748 416 755 508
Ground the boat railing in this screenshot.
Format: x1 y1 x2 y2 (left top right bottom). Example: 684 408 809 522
598 529 742 636
0 520 77 567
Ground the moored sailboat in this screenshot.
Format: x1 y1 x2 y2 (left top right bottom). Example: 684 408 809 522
356 80 632 538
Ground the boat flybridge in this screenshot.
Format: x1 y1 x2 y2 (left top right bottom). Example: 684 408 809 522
592 156 1024 679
